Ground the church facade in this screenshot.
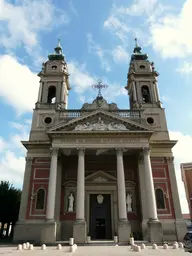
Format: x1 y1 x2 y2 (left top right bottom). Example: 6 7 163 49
13 41 186 244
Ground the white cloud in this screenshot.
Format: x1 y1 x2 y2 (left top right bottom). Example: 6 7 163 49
150 0 192 58
87 34 111 72
112 45 129 63
170 131 192 213
0 55 39 114
177 61 192 74
0 0 69 53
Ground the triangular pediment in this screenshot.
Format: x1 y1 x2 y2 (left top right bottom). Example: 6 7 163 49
48 110 152 133
85 170 117 182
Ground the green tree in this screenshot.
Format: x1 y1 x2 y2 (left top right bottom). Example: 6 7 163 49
0 181 21 238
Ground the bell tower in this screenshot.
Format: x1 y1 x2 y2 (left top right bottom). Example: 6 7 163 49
30 40 71 141
125 39 169 140
36 39 70 109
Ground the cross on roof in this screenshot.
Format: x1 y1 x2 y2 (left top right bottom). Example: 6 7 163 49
92 79 108 97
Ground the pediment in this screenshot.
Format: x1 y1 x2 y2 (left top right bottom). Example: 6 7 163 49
85 170 117 182
48 110 152 133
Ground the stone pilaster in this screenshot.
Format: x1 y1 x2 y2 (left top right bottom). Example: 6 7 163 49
166 156 187 241
18 157 33 222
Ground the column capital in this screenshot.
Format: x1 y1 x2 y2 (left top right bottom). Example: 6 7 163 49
25 157 33 166
142 147 151 156
77 148 85 156
166 156 174 164
50 147 59 156
116 148 124 157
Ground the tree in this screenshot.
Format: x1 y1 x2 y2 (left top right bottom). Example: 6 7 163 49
0 181 21 238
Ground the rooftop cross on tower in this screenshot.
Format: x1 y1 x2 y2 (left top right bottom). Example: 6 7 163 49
92 79 108 98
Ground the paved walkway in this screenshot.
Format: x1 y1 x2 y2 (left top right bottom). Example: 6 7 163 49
0 245 190 255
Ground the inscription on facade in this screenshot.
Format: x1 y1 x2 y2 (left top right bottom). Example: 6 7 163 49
58 138 141 144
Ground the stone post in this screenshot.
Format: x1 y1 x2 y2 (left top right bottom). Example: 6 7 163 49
142 148 163 242
166 157 187 241
116 148 131 242
73 148 86 243
46 148 59 220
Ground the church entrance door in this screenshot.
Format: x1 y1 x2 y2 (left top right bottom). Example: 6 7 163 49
89 194 112 240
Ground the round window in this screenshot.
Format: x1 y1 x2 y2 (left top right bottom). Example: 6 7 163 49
44 117 52 124
147 117 154 125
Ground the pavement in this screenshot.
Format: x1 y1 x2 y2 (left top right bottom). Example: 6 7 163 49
0 245 191 255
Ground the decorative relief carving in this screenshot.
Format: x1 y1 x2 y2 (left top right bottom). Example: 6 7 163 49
93 176 108 182
142 147 150 155
97 194 104 204
77 148 85 156
50 147 59 156
25 157 33 166
138 153 144 164
74 117 128 131
116 148 124 157
58 138 141 144
166 157 174 164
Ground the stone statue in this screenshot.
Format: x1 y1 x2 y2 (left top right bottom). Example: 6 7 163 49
126 193 133 212
68 193 74 212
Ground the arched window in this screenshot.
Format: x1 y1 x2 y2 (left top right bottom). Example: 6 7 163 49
155 188 165 209
47 86 56 103
35 189 45 210
141 85 151 103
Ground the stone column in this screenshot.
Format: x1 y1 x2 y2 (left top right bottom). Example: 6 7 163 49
116 148 130 242
18 157 33 221
142 148 163 242
37 81 43 102
73 148 87 243
76 148 85 221
132 81 137 103
142 148 158 220
46 147 59 221
166 157 187 241
116 148 128 221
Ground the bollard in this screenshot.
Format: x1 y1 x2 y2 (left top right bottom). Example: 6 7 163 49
179 242 183 249
69 237 74 245
26 242 30 249
41 244 46 250
173 243 178 249
135 245 141 252
57 244 62 250
141 243 145 249
163 244 169 249
29 244 33 250
22 243 26 250
152 243 158 249
17 244 22 250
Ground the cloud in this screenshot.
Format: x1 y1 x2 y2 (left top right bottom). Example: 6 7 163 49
87 34 111 72
0 0 69 54
0 120 30 187
150 0 192 58
0 54 39 114
112 45 129 63
170 131 192 213
177 61 192 74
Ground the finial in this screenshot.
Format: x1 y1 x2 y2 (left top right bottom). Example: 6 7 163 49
57 39 61 47
92 79 108 98
135 38 138 47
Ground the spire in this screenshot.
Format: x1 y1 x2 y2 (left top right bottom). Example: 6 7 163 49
131 38 148 61
48 39 65 61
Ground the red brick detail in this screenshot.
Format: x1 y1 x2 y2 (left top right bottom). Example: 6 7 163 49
151 157 175 219
26 157 50 220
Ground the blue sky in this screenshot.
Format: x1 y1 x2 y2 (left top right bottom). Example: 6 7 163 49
0 0 192 213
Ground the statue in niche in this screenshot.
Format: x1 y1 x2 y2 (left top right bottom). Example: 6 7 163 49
126 193 133 212
68 193 74 212
141 86 151 103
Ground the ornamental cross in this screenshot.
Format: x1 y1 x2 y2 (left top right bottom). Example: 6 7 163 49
92 79 108 97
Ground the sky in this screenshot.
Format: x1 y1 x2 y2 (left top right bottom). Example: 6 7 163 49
0 0 192 213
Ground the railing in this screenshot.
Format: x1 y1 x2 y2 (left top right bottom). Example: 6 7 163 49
59 109 145 124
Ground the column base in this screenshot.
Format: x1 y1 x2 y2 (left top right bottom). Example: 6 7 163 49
117 220 131 243
73 220 87 243
40 221 57 244
175 219 187 241
148 219 163 242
